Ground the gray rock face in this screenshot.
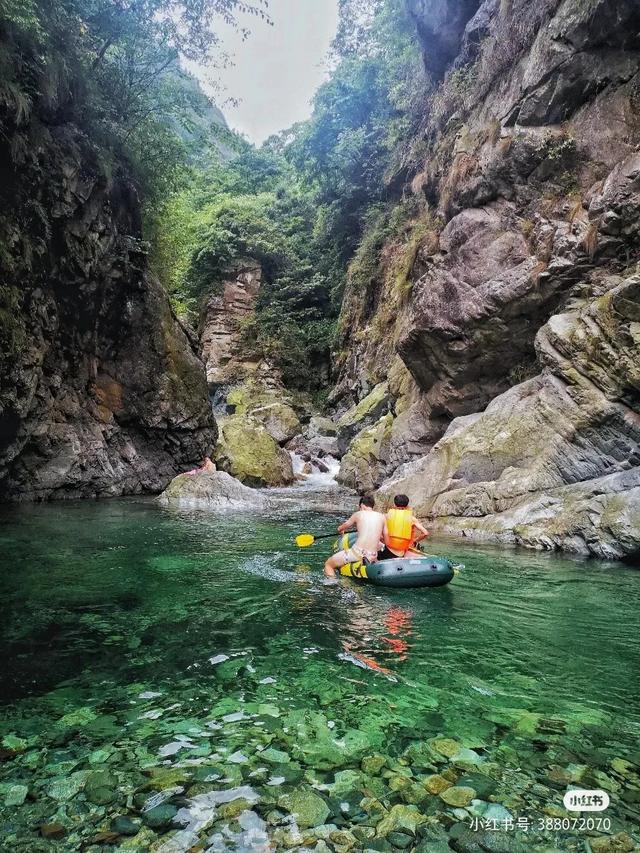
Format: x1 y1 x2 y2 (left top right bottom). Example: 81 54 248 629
159 471 266 510
199 264 263 389
406 0 482 78
381 274 640 558
0 110 216 500
332 0 640 557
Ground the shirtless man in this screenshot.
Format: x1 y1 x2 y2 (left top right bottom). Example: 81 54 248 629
324 494 385 578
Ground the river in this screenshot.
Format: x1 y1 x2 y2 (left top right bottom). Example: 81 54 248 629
0 472 639 851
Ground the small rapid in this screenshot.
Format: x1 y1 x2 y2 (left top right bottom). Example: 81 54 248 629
261 451 355 513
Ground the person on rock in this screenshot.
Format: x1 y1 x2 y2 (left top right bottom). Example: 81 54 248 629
186 456 216 476
324 494 385 579
380 493 429 559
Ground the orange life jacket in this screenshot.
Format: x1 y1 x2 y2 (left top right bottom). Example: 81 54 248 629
385 508 414 554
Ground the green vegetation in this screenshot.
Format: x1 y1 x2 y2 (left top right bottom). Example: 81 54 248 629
0 0 268 198
1 0 427 391
147 0 427 391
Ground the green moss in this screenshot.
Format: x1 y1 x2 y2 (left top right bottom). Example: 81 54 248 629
214 415 294 487
227 380 276 415
338 382 389 429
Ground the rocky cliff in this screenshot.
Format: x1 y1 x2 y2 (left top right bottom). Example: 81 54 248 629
334 0 640 556
199 263 265 393
0 40 216 500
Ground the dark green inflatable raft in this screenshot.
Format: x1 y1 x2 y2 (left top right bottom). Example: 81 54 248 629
335 533 456 589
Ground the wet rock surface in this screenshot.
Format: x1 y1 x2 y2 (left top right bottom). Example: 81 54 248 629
214 416 295 487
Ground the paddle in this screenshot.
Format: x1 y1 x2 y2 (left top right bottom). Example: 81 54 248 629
295 531 347 547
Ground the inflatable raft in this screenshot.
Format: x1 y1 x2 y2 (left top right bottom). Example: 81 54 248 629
335 533 455 589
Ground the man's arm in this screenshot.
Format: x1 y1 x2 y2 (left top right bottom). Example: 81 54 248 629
337 513 358 534
412 516 429 542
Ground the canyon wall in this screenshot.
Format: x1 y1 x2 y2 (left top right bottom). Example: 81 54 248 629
0 38 216 500
334 0 640 556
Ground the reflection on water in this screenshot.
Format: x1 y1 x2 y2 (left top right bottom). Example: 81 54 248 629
0 497 639 851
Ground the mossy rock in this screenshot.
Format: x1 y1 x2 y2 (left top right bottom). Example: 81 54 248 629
337 414 393 491
214 415 294 487
278 786 330 827
227 380 277 415
250 402 301 444
376 804 426 837
338 383 389 430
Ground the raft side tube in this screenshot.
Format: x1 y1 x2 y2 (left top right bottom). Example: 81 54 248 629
335 533 454 588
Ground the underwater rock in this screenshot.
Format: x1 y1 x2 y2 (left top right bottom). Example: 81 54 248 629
362 754 388 775
39 823 66 839
376 804 426 837
142 802 179 829
278 786 330 828
158 470 266 510
423 774 452 795
455 773 496 799
590 833 636 853
429 738 461 759
293 726 373 770
110 815 142 836
217 797 253 819
388 830 414 849
3 784 28 806
46 771 88 801
439 785 476 807
260 748 290 765
84 768 117 805
450 747 483 766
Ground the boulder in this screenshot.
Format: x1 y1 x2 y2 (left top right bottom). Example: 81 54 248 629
381 275 640 557
336 382 391 455
214 416 294 487
250 402 302 445
439 786 476 807
278 787 330 828
158 470 266 510
288 416 339 459
337 414 394 491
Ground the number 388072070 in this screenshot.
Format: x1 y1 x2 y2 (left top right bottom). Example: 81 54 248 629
537 817 611 832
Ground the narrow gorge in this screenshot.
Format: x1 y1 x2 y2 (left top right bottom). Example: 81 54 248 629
1 0 640 561
2 4 640 852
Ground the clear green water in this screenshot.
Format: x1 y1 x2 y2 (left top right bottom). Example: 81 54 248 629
0 497 639 852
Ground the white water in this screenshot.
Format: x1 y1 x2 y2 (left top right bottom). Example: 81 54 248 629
263 452 354 513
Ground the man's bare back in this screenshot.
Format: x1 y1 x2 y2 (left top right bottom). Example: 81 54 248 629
347 509 386 555
324 495 385 578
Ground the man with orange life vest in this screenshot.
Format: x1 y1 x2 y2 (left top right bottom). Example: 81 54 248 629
380 494 429 559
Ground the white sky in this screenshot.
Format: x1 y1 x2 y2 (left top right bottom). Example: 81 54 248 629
188 0 340 146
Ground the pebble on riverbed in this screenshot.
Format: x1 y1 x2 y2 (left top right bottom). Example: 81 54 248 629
1 659 639 853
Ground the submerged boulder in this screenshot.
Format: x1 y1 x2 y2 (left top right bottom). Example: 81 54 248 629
158 470 266 510
214 416 294 487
